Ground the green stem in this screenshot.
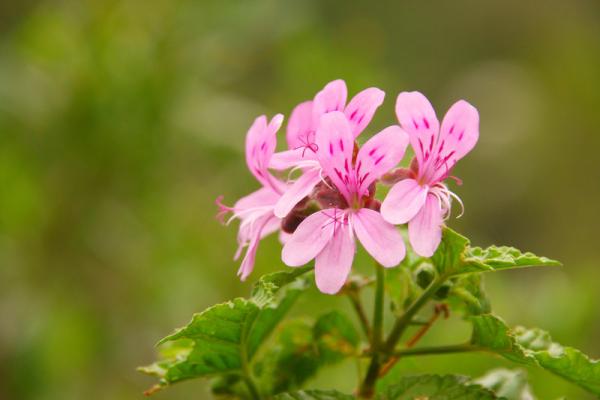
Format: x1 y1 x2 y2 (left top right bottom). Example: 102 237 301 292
383 274 449 353
358 263 385 398
347 292 372 341
372 264 385 348
393 343 481 357
242 374 261 400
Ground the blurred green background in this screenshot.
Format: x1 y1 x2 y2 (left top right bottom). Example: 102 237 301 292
1 0 599 399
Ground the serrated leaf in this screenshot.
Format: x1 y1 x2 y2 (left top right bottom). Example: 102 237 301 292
474 368 535 400
273 390 354 399
139 268 311 392
432 228 560 277
314 311 360 363
470 314 600 395
464 246 561 272
382 374 501 399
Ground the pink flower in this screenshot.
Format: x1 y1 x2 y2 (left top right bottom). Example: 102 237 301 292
282 112 409 294
270 79 385 219
217 114 286 280
381 92 479 257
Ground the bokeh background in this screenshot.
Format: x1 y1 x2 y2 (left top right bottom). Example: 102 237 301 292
1 0 599 399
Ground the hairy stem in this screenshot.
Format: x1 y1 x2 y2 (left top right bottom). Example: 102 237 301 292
358 263 385 398
383 275 449 353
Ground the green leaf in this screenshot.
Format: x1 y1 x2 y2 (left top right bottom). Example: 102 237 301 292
255 319 320 394
448 274 491 316
470 314 600 395
432 228 560 277
474 368 536 400
139 268 311 392
385 264 420 313
313 311 360 363
257 312 360 395
382 374 501 399
273 390 354 399
464 246 561 273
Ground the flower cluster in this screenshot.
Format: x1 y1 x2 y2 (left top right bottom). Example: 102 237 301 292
218 80 479 294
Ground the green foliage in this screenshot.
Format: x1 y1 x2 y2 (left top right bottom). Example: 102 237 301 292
470 314 600 395
139 228 593 399
381 374 500 399
313 311 360 363
273 390 355 400
432 228 560 277
139 268 311 391
256 320 320 394
448 273 491 316
257 312 360 395
474 369 535 400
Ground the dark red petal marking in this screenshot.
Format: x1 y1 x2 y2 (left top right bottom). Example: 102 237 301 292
423 117 430 129
339 139 344 151
374 154 385 165
329 142 334 155
412 118 419 129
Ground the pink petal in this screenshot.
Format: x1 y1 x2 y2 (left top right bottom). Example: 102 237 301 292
234 187 280 211
354 125 409 196
281 210 335 267
315 111 355 203
395 92 440 168
274 168 321 218
408 193 443 257
286 100 315 150
315 223 355 294
245 114 284 190
269 148 311 170
432 100 479 182
380 178 428 224
344 87 385 137
352 208 405 268
313 79 348 121
237 215 278 281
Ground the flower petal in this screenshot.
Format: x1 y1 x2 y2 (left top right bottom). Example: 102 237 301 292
408 194 443 257
355 125 409 196
315 223 355 294
395 92 440 167
282 209 335 266
315 111 355 203
380 178 428 224
286 100 315 149
274 168 321 218
237 215 279 281
269 148 315 170
245 114 284 190
313 79 348 121
344 87 385 137
352 208 405 267
432 100 479 182
234 187 280 211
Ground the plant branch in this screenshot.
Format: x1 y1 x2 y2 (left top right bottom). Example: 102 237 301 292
358 263 385 398
393 343 482 357
347 291 372 342
383 274 449 353
378 303 449 377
